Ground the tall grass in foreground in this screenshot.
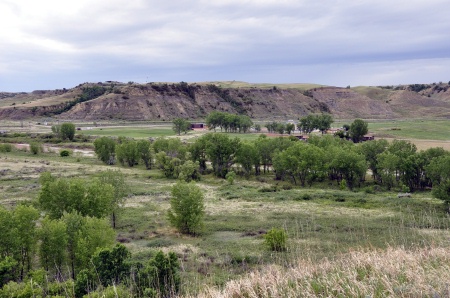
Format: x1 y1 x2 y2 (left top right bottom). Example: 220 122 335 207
190 246 450 298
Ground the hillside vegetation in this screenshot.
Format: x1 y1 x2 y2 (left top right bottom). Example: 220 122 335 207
1 81 450 120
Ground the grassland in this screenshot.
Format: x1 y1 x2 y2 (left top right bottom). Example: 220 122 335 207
1 119 450 296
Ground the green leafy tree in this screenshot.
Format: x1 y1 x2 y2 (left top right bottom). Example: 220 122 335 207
273 142 325 186
98 170 130 228
236 141 260 176
275 123 286 134
153 137 187 160
358 139 389 181
60 122 76 140
190 135 209 174
329 147 367 189
39 217 67 276
91 244 131 286
116 138 139 167
298 114 317 134
285 123 295 135
94 136 116 165
64 214 115 279
13 205 39 280
316 114 333 134
137 139 152 169
172 118 191 135
167 182 205 235
178 160 201 182
349 119 368 143
137 251 180 297
203 133 240 178
155 152 182 179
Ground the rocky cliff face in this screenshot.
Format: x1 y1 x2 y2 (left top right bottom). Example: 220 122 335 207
1 82 450 120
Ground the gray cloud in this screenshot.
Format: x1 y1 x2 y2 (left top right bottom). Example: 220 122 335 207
1 0 449 91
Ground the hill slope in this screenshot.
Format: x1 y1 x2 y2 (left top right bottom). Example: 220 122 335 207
1 82 450 120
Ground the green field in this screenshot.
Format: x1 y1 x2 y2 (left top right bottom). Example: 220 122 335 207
79 126 176 138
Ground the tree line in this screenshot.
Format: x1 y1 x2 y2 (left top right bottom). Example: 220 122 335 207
94 132 450 202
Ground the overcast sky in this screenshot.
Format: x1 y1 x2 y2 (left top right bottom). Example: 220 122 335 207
1 0 450 92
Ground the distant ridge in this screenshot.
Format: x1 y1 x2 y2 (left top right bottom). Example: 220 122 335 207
1 81 450 120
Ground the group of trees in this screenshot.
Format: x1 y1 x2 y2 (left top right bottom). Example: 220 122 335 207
206 111 253 133
298 114 334 134
93 132 450 205
265 114 334 135
265 121 296 135
0 169 182 297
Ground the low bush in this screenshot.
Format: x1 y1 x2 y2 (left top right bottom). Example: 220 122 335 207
0 143 13 152
29 142 42 155
60 149 71 157
264 228 287 251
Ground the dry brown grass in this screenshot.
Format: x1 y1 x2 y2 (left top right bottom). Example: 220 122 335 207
189 246 450 298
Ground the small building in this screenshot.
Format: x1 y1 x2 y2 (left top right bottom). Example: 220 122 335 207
362 134 375 141
191 123 205 129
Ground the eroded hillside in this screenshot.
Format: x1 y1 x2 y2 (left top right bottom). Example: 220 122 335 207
1 82 450 120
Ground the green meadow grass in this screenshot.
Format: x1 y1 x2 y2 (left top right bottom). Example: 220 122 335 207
79 126 176 138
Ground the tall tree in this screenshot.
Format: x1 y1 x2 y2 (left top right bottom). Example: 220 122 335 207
98 170 130 228
172 118 191 135
94 136 116 165
167 182 205 235
349 119 368 143
203 133 240 178
13 205 39 280
137 139 152 169
60 122 76 141
39 217 67 276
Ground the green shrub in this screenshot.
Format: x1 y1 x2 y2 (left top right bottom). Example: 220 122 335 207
29 142 42 155
295 193 312 201
264 228 287 251
59 149 71 157
0 143 13 152
225 171 236 185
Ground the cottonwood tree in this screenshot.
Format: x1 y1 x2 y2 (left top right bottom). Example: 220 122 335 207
172 118 191 135
60 123 76 140
167 182 205 235
116 139 139 167
137 139 152 169
62 212 115 279
91 244 131 287
98 170 130 228
349 119 368 143
358 139 389 181
136 251 180 297
39 217 67 277
13 205 39 280
236 141 260 176
94 136 116 165
203 133 240 178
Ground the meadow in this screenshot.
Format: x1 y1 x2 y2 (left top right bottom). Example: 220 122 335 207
1 118 450 296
